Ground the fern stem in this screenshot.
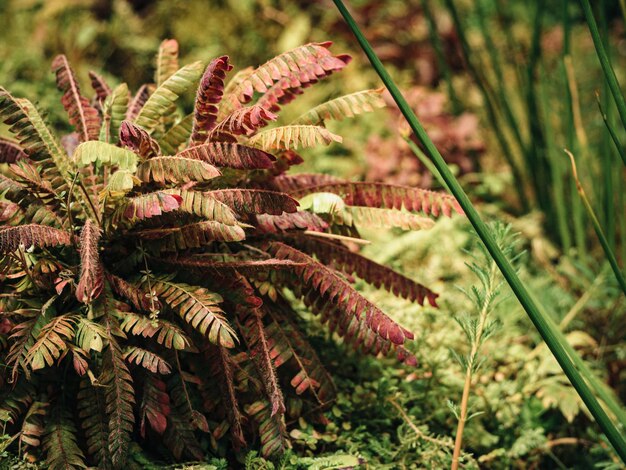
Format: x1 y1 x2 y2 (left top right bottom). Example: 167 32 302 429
302 230 371 245
580 0 626 158
451 258 498 469
565 150 626 297
332 0 626 461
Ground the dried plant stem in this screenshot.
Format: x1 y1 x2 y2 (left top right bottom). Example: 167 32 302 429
387 398 453 448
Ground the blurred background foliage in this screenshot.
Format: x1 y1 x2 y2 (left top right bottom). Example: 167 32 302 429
0 0 625 468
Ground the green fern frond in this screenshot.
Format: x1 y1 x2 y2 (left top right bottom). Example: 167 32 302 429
292 88 385 125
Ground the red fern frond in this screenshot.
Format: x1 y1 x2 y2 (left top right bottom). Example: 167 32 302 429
121 192 182 222
255 211 329 234
43 409 87 469
191 56 233 143
140 375 171 437
88 70 112 102
51 54 101 142
76 219 104 304
265 242 414 346
136 156 221 184
208 105 276 139
161 257 303 276
209 189 298 215
0 138 26 163
237 305 285 417
176 141 275 169
119 120 161 159
106 272 156 312
0 225 72 253
245 400 288 458
292 182 463 217
291 236 438 306
126 84 153 121
164 188 238 225
163 373 204 460
155 39 179 87
270 173 345 193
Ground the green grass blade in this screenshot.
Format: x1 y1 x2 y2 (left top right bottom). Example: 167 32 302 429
565 150 626 297
331 0 626 461
580 0 626 157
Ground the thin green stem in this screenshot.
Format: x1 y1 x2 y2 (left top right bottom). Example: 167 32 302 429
597 91 626 167
403 136 450 192
332 0 626 461
565 150 626 297
580 0 626 157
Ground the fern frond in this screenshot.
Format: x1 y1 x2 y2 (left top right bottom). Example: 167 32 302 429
134 62 205 134
160 113 193 154
88 70 112 102
43 409 87 469
164 188 238 225
265 242 414 345
237 306 285 417
106 272 155 312
6 309 51 380
155 39 179 87
245 400 288 458
19 400 47 451
75 317 106 352
74 141 137 171
293 182 463 217
133 219 246 250
0 225 72 253
271 173 345 193
191 56 233 143
292 236 438 306
293 88 385 125
208 105 276 139
255 211 329 234
25 313 76 371
76 219 104 303
119 312 191 350
219 42 349 117
176 141 275 169
126 84 153 121
248 125 342 151
147 277 237 347
140 375 170 436
347 206 435 230
124 346 171 374
136 156 221 184
106 83 130 143
0 137 26 163
51 54 101 142
209 189 298 215
0 380 36 424
101 333 135 467
119 120 161 160
161 257 302 276
265 306 335 402
163 373 204 460
120 191 182 222
77 377 111 468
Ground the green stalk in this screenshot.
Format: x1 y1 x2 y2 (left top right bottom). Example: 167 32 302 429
332 0 626 461
443 0 530 212
597 92 626 167
580 0 626 155
403 136 450 192
565 150 626 297
420 0 461 115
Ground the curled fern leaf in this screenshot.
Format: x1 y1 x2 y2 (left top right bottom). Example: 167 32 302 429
134 62 205 134
51 55 101 142
119 120 161 159
76 219 104 304
121 191 182 222
0 225 72 253
88 70 112 102
126 84 153 121
208 105 277 139
191 56 233 143
292 88 385 125
133 219 246 250
136 156 221 184
177 141 275 169
106 272 156 312
255 211 329 234
248 125 342 151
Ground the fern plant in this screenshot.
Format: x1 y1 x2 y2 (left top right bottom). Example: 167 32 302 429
0 39 462 468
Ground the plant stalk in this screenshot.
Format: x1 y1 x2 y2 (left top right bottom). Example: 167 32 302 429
332 0 626 461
